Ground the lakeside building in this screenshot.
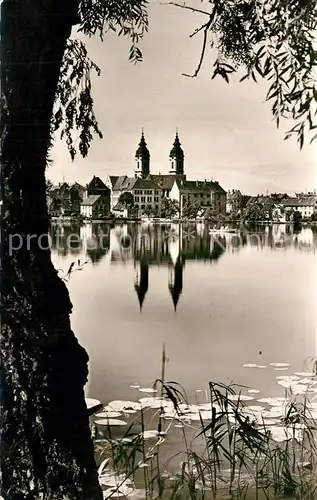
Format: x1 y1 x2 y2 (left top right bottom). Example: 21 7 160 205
226 190 252 214
80 176 111 218
241 192 317 222
47 182 85 216
280 193 317 219
106 131 227 218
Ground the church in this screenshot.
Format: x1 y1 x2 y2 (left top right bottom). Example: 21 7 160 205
105 131 226 217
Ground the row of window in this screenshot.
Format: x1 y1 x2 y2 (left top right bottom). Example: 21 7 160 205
134 189 158 195
135 204 160 210
183 193 211 198
134 196 160 203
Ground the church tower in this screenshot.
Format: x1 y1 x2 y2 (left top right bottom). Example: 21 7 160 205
169 131 184 175
135 130 150 179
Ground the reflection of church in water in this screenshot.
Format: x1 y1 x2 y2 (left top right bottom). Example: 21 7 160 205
132 224 226 311
133 229 185 311
72 222 227 311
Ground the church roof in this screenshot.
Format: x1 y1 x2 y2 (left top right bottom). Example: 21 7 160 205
147 174 180 191
177 179 226 194
135 132 150 158
113 176 161 191
133 178 160 190
169 132 184 158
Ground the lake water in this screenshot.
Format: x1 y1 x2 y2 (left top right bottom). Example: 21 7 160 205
50 222 317 406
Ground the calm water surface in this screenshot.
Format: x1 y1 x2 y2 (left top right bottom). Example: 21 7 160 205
50 223 317 405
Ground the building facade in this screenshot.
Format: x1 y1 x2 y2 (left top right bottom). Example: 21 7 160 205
169 179 227 217
80 195 110 218
47 182 84 216
80 176 111 218
280 194 317 219
106 131 226 217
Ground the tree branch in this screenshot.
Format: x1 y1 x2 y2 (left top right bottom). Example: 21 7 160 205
160 1 212 17
175 1 219 78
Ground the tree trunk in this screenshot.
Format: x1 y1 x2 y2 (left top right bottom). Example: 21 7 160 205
0 1 102 498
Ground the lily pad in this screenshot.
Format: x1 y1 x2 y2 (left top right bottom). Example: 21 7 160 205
247 405 266 412
270 363 290 367
294 372 315 377
138 388 157 393
228 394 254 401
95 411 122 419
142 430 159 439
108 400 141 412
139 397 172 409
95 419 127 426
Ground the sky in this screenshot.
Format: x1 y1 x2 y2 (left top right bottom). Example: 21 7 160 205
50 0 317 195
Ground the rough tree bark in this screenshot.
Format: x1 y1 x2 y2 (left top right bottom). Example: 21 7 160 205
0 1 103 498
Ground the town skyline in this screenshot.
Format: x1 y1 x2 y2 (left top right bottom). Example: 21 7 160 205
50 1 316 195
49 130 317 197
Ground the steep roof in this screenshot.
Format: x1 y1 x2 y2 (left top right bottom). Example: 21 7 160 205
177 179 226 194
121 177 139 190
280 197 299 207
113 176 161 191
113 175 130 190
71 182 85 190
297 195 317 206
133 177 160 190
108 176 119 188
227 190 242 201
87 176 109 191
81 195 101 206
147 174 179 191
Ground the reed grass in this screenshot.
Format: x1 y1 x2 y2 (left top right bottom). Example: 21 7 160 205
92 349 317 500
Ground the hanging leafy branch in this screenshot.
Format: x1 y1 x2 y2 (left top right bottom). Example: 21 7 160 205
51 39 102 160
164 0 317 149
52 0 148 160
52 0 317 160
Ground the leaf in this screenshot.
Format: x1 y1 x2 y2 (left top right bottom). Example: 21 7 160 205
239 73 249 82
67 261 75 275
98 458 110 476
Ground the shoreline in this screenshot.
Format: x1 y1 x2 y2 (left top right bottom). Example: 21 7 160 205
49 216 317 227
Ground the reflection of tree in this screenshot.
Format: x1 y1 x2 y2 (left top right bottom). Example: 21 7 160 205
86 224 110 265
87 246 108 264
50 223 110 264
50 223 81 256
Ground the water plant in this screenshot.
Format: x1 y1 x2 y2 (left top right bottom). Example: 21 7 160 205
90 349 317 499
